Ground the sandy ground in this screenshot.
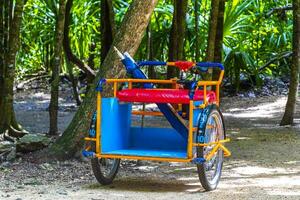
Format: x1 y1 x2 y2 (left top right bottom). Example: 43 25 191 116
0 91 299 200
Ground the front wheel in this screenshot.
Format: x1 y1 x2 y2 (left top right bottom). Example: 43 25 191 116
196 106 225 191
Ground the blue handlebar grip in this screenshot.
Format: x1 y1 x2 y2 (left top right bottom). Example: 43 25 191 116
137 61 167 67
196 62 224 70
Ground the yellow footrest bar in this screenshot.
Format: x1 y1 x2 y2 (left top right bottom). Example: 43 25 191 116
219 143 231 157
132 111 164 116
193 138 230 147
84 137 97 141
192 138 231 161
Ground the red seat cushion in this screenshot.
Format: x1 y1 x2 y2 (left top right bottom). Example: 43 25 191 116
117 89 216 104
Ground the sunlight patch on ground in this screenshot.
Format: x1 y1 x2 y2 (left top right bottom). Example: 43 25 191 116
231 166 297 176
236 137 251 140
177 177 198 181
223 97 286 119
253 175 300 188
267 190 300 196
284 161 300 165
173 167 195 172
223 111 278 118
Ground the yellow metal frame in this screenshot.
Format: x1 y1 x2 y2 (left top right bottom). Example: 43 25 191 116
84 68 230 163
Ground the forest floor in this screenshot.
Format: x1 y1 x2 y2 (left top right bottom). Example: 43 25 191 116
0 83 300 200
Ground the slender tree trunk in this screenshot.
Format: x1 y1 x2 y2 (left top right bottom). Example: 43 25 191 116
214 0 225 63
0 0 25 136
86 43 96 93
0 0 9 111
64 0 95 97
48 0 159 159
0 0 4 105
280 0 300 126
49 0 66 135
205 0 220 81
45 43 49 72
66 58 81 106
3 0 9 57
213 0 225 81
194 0 200 61
63 0 95 79
167 0 188 79
147 24 156 79
206 0 220 61
100 0 115 64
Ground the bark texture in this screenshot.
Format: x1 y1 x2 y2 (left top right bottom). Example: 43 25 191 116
194 0 200 60
280 0 300 126
48 0 159 159
214 0 225 62
0 0 25 135
0 0 4 104
203 0 220 81
66 58 81 106
100 0 115 64
213 0 225 81
167 0 188 79
206 0 220 62
147 25 156 79
49 0 66 135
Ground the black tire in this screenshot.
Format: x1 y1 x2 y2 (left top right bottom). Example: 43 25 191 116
91 157 120 185
196 105 225 191
89 111 120 185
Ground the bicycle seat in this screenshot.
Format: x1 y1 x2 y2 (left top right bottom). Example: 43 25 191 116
117 89 216 104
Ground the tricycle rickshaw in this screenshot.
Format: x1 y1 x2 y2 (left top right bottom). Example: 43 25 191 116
83 48 231 191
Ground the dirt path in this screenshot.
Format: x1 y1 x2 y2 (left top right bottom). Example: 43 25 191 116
0 92 299 200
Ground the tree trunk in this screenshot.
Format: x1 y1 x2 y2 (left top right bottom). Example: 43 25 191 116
0 0 25 135
206 0 220 61
205 0 220 81
48 0 159 159
213 0 225 81
49 0 66 135
86 43 96 93
63 0 95 79
194 0 200 61
214 0 225 63
280 0 300 126
0 0 4 105
147 24 156 79
100 0 115 64
167 0 188 79
66 58 81 106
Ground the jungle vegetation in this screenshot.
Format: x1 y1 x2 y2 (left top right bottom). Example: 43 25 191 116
0 0 298 159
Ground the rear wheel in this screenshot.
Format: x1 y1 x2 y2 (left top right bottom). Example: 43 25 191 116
89 111 120 185
91 157 120 185
196 106 225 191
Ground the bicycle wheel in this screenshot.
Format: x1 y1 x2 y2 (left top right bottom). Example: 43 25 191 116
196 105 225 191
89 111 120 185
91 157 120 185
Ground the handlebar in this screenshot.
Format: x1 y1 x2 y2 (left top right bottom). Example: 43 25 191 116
113 47 224 74
196 62 224 70
137 61 167 66
137 61 224 71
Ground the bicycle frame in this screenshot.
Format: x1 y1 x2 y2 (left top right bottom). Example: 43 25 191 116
83 64 230 164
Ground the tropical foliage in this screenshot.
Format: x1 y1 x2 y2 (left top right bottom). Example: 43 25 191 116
17 0 293 88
